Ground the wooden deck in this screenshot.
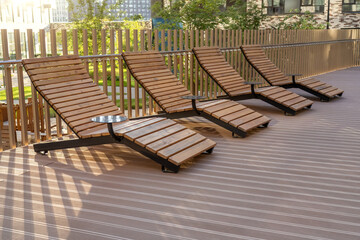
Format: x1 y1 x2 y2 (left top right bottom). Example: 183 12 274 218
1 67 360 240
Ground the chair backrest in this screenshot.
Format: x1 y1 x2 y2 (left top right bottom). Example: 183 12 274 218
122 51 192 112
193 47 251 97
22 55 123 138
240 45 292 86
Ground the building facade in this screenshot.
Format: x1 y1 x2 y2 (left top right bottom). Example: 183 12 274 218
257 0 360 29
0 0 54 31
118 0 152 20
52 0 69 22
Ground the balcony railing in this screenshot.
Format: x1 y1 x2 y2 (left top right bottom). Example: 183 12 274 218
0 28 359 151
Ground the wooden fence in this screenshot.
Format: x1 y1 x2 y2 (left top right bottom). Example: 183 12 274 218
0 28 359 151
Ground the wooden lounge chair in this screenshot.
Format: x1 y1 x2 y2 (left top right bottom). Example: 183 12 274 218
22 55 216 173
240 45 344 102
193 47 313 115
122 51 271 138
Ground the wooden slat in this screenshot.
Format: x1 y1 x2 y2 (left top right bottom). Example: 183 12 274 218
230 112 263 128
115 118 165 135
37 79 93 91
124 119 176 141
211 104 247 119
220 108 254 123
23 58 82 70
289 99 313 110
169 139 216 165
238 115 271 132
27 64 84 76
135 124 187 147
157 133 206 159
203 101 238 115
30 68 88 81
146 129 196 153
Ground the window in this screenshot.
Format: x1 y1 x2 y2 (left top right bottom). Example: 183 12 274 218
343 0 360 12
264 0 324 14
301 0 312 6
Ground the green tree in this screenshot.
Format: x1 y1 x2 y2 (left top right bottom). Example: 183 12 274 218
223 0 266 30
65 0 145 55
273 11 326 29
152 0 226 30
67 0 123 30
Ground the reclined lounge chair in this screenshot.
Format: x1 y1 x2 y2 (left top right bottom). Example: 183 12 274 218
193 47 313 115
22 55 216 173
240 45 344 102
122 51 271 138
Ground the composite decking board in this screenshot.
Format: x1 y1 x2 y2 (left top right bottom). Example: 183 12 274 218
1 67 358 239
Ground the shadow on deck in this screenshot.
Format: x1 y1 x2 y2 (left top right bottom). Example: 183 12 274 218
1 67 360 240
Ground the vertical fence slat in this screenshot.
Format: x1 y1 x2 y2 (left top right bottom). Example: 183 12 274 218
1 29 16 149
117 29 125 113
101 29 108 96
140 30 146 116
190 30 194 94
133 29 139 117
61 29 72 135
83 29 89 73
195 30 199 95
50 29 62 137
40 29 51 140
179 30 184 86
147 29 154 114
14 29 29 146
184 30 189 90
27 29 40 143
92 29 99 85
110 29 117 105
125 29 132 118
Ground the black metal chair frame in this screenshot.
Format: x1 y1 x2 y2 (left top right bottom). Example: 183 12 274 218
29 80 215 173
240 46 343 102
123 63 269 138
192 50 311 116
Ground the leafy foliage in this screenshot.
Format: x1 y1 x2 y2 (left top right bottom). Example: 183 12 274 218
67 0 123 29
223 0 266 30
273 11 326 29
65 0 144 55
152 0 227 30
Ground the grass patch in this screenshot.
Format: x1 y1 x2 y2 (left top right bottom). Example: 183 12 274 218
0 86 32 101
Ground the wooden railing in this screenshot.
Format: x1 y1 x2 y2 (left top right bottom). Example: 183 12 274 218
0 28 359 151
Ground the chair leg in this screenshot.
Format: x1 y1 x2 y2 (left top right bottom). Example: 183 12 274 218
162 165 180 173
204 147 214 154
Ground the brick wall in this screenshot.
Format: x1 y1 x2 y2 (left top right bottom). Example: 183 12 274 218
255 0 360 29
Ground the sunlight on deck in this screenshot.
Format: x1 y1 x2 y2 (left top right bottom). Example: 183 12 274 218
0 67 360 239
